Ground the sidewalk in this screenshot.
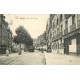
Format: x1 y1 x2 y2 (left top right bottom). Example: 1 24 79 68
44 52 80 65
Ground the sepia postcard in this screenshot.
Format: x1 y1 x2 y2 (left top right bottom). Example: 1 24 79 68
0 14 80 65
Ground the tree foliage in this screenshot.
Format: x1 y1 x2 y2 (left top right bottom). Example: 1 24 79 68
13 25 33 46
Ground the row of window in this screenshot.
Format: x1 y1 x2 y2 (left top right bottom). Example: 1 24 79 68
53 15 75 28
52 15 76 37
52 43 64 50
52 24 63 37
52 14 63 29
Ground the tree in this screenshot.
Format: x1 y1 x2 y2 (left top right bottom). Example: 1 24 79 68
13 25 33 47
40 31 47 46
13 36 20 44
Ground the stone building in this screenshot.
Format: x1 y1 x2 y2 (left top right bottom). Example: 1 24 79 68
46 15 55 52
47 14 80 55
46 18 51 52
0 14 12 54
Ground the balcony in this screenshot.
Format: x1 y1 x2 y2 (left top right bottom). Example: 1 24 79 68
64 28 68 35
70 23 76 32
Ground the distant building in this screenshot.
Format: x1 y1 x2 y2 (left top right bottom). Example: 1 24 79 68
0 14 12 54
46 14 80 55
33 31 47 50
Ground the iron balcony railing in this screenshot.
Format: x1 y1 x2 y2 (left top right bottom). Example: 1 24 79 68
64 28 68 35
70 23 76 32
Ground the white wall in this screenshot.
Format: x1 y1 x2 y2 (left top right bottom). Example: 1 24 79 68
69 38 77 53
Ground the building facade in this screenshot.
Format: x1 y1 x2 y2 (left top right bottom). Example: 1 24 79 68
46 14 55 52
46 18 51 52
47 14 80 55
0 14 12 54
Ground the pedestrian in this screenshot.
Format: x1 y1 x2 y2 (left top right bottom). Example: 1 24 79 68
6 48 9 56
8 48 11 54
41 48 44 53
18 48 22 55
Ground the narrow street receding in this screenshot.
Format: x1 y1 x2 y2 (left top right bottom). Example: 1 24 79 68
0 14 80 65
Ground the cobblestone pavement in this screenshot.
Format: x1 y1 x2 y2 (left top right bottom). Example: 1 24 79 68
0 51 46 65
44 52 80 65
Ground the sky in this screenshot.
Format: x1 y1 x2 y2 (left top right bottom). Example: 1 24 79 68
5 14 49 38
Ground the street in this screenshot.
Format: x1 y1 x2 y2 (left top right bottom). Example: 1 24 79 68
0 51 80 65
0 51 46 65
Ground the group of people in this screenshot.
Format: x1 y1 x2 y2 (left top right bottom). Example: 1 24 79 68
6 47 22 56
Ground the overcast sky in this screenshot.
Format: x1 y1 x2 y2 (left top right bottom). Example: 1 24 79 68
5 14 49 38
